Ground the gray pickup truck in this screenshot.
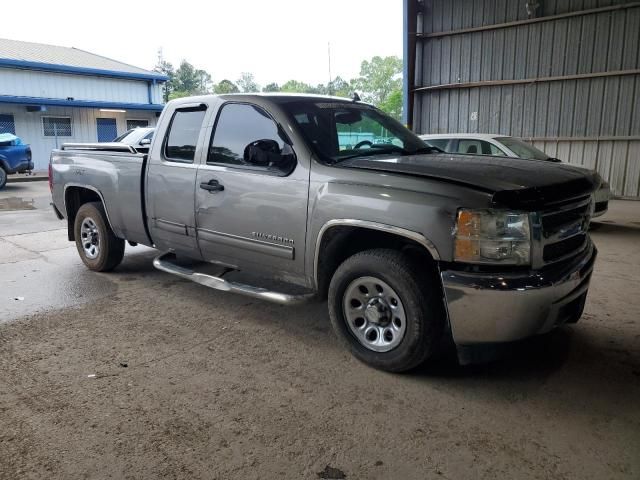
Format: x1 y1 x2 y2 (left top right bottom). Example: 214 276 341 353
50 94 599 371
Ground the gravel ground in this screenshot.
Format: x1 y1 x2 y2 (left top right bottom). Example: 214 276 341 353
1 184 639 479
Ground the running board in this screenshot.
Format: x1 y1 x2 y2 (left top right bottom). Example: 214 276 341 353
152 252 315 305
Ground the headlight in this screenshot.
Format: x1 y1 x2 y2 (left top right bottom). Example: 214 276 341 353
454 209 531 265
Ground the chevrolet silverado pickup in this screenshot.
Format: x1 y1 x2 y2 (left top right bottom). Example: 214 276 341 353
50 94 599 372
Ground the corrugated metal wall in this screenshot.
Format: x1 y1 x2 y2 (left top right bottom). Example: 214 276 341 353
0 68 164 105
0 104 158 170
411 0 640 198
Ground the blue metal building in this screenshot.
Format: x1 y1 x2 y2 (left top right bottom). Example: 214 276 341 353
0 38 167 170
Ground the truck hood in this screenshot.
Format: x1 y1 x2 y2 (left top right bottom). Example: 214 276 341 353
337 153 598 209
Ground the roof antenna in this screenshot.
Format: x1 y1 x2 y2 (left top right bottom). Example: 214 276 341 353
351 92 361 102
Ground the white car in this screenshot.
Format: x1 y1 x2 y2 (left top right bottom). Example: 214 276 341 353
113 127 155 153
420 133 610 217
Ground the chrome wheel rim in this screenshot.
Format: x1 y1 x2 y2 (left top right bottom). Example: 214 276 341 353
80 217 100 259
342 276 407 352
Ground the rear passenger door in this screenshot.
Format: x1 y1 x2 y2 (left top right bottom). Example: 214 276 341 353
195 102 309 280
146 104 208 257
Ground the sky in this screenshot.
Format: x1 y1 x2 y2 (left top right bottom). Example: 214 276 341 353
3 0 403 87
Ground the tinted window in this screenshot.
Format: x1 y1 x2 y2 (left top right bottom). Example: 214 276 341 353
497 137 549 160
424 139 451 151
457 139 505 156
208 103 295 175
164 109 206 162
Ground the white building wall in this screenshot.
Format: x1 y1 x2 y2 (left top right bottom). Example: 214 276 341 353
0 104 159 170
0 68 164 105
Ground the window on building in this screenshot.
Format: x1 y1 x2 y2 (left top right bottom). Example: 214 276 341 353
0 114 16 135
127 119 149 130
208 103 295 175
43 117 72 137
164 108 206 162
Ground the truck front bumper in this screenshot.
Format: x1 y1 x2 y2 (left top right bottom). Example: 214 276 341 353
441 241 597 345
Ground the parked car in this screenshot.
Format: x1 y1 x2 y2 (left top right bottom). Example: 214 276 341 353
0 133 33 189
113 127 155 153
50 94 599 372
420 133 610 217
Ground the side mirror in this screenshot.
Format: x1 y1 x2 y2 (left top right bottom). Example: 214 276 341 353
139 138 152 146
243 139 282 166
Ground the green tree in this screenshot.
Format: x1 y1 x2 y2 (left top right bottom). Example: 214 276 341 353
237 72 259 92
280 80 313 93
170 60 212 99
328 76 352 98
154 50 175 102
354 56 403 119
214 79 240 94
377 89 403 121
262 82 281 92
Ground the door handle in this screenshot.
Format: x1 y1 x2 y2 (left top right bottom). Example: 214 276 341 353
200 179 224 193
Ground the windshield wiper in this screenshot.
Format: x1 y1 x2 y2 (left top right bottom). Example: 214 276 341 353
332 147 405 163
332 144 443 164
411 146 444 154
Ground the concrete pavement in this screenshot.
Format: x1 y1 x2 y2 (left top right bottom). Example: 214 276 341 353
1 182 639 479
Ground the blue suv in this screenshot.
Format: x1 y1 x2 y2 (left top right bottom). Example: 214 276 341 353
0 134 33 189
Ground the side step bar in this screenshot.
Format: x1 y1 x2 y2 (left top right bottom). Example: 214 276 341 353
152 252 315 306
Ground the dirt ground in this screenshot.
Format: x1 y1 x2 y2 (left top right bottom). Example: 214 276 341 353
1 184 639 479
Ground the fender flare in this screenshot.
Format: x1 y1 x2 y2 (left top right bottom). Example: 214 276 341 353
313 219 441 288
63 183 116 233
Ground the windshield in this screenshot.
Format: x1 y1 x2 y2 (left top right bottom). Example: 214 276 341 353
280 101 433 164
113 129 134 142
497 137 549 160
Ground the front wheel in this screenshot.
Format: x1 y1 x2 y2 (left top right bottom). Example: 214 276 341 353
0 168 7 190
328 249 446 372
73 202 125 272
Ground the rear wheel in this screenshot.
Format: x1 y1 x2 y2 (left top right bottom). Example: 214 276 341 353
73 202 125 272
0 168 7 190
328 248 446 372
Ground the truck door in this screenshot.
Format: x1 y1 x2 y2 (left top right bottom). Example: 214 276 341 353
195 101 309 280
146 104 208 257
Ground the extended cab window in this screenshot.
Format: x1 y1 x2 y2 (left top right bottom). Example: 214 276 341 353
208 103 295 175
164 108 206 162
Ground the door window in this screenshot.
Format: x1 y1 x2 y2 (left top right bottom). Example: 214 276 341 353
457 139 506 156
208 103 295 175
164 108 206 163
424 138 451 151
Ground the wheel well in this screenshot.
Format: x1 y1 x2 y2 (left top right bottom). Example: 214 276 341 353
64 187 102 241
315 226 437 299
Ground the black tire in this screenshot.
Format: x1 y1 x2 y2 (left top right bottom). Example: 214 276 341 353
0 167 7 190
328 248 446 372
73 202 125 272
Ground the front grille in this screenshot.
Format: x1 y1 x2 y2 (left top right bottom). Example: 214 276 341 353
541 203 590 235
538 194 592 266
543 233 587 262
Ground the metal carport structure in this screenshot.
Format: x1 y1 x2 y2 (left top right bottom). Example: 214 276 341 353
403 0 640 198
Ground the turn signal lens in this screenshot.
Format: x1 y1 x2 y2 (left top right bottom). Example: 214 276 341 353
454 209 531 265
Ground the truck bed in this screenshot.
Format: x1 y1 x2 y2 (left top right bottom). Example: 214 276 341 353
50 144 151 246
